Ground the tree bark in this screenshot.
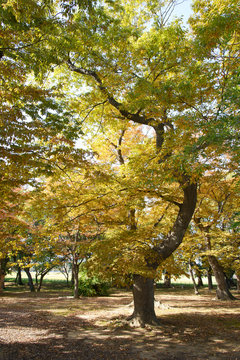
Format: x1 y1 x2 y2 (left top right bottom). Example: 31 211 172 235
189 260 199 295
154 183 197 261
37 276 43 292
0 258 8 292
207 269 213 290
194 223 235 300
71 261 74 286
24 268 35 292
163 272 171 288
129 274 160 327
35 272 38 286
236 274 240 293
196 270 204 288
73 260 79 299
0 273 5 293
129 182 197 326
208 255 235 300
66 273 69 287
16 267 24 285
37 268 53 292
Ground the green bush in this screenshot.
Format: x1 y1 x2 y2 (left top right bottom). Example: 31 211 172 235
78 274 110 297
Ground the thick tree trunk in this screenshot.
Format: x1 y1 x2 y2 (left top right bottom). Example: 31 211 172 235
129 274 159 327
24 268 35 292
207 270 213 290
154 183 197 260
129 182 197 327
208 256 235 300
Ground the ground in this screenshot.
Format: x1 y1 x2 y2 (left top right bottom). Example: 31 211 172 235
0 283 240 360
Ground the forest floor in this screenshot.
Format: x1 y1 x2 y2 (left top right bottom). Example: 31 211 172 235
0 283 240 360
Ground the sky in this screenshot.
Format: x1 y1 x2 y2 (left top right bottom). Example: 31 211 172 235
170 0 193 24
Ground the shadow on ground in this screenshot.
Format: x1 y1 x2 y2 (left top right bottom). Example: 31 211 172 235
0 289 240 360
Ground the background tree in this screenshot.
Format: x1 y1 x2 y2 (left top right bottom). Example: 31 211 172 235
194 172 239 300
26 164 106 298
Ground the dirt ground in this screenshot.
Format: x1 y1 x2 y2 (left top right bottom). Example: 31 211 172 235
0 284 240 360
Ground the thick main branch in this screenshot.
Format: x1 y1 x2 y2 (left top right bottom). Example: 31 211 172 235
153 182 197 265
68 59 160 126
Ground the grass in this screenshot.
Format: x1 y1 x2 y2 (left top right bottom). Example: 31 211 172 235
4 272 220 299
4 275 71 297
5 270 67 281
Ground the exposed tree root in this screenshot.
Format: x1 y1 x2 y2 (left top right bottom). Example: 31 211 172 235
216 289 237 301
127 313 161 328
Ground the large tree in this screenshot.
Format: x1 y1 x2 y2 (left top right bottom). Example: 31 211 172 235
52 0 238 325
1 0 239 325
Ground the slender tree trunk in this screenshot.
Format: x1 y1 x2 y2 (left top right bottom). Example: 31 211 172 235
35 272 38 286
196 270 203 287
189 260 199 295
207 270 213 290
197 275 203 287
17 267 24 285
73 260 79 299
129 274 159 327
0 273 5 293
71 261 74 286
0 258 8 292
37 268 53 292
208 256 235 300
195 225 235 300
163 272 171 288
224 273 235 289
24 268 35 292
37 275 44 292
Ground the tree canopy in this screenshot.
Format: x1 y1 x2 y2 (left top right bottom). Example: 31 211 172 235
0 0 239 325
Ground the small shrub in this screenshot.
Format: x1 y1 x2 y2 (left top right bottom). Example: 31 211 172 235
78 275 110 297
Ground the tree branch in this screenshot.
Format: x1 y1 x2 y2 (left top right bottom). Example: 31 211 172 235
67 59 153 126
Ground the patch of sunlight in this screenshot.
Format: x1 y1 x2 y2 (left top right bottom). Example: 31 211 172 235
0 327 55 343
68 328 111 340
209 338 225 343
47 308 72 316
